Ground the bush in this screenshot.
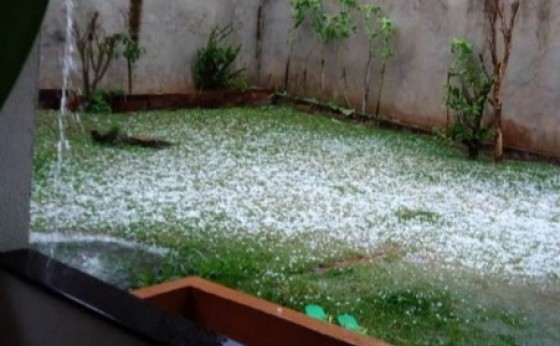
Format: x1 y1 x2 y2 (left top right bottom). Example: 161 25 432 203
86 90 112 113
444 38 494 159
192 24 246 91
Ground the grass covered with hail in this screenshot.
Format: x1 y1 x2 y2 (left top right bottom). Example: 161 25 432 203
32 106 560 345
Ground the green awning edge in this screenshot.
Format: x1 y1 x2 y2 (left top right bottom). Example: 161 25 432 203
0 1 50 110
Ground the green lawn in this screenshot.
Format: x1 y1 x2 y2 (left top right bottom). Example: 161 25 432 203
32 106 560 345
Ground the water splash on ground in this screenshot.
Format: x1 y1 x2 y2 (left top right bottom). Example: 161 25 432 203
32 233 168 289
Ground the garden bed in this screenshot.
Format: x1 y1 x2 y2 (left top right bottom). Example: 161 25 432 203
273 93 560 164
39 88 273 113
38 89 560 163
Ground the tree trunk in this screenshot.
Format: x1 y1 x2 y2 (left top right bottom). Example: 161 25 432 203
494 101 504 162
128 0 143 95
492 74 503 162
487 0 520 163
302 41 318 97
337 47 350 108
82 58 90 99
127 59 133 94
255 3 266 83
80 40 91 99
303 68 307 96
320 56 326 95
284 57 291 92
341 67 351 108
362 50 373 114
446 71 450 130
284 33 296 92
375 62 387 117
467 144 479 160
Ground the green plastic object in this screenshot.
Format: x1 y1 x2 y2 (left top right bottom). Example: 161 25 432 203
0 1 49 110
304 304 328 321
337 314 361 331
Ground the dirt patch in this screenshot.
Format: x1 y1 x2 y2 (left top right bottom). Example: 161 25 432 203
314 244 403 274
111 90 273 112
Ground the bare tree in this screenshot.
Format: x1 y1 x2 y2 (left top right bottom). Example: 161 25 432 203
486 0 520 162
74 12 121 99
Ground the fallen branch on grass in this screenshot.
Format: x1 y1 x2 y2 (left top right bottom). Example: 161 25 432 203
91 128 173 149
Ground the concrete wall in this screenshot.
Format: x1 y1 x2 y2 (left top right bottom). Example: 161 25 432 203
0 40 38 252
40 0 130 92
262 0 560 156
39 0 560 157
39 0 261 93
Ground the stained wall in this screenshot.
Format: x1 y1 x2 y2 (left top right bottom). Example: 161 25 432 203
39 0 560 156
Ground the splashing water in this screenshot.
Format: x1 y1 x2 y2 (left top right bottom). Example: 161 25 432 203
32 233 168 289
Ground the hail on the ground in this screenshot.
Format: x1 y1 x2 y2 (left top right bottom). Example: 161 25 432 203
31 110 560 282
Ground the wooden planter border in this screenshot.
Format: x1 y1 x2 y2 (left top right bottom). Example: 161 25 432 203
133 277 391 346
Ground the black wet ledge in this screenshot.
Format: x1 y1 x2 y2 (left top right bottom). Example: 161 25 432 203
0 249 221 346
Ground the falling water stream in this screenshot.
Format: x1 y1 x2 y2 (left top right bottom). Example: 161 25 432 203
41 0 76 271
35 0 168 290
42 0 76 279
54 0 74 233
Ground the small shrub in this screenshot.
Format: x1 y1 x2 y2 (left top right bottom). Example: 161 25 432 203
86 90 112 113
116 33 146 94
444 38 493 159
192 24 246 91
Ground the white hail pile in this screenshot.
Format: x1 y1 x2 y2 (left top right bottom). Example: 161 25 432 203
31 112 560 280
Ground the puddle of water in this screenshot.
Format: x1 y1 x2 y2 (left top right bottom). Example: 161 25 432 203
31 236 166 290
406 262 560 345
30 235 247 345
467 279 560 346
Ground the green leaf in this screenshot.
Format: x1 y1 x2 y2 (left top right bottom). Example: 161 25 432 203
337 314 362 331
305 304 328 321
